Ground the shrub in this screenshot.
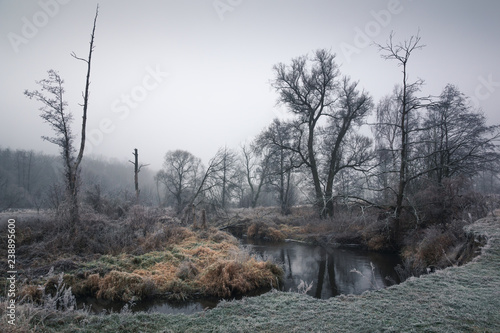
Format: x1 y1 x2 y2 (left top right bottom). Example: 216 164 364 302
417 226 456 266
401 222 466 274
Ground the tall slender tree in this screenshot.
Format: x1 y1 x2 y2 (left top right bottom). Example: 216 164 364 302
24 5 99 230
256 119 300 214
375 32 426 240
240 143 271 208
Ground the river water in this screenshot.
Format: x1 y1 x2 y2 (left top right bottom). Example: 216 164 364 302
242 238 402 298
81 238 402 314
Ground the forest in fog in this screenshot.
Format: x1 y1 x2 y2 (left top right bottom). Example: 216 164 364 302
2 63 500 219
3 40 499 223
3 41 500 221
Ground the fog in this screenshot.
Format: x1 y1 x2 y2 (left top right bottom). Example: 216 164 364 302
1 0 499 169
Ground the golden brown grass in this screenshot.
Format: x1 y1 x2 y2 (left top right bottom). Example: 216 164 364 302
247 222 286 241
95 271 147 301
199 258 281 297
15 226 282 302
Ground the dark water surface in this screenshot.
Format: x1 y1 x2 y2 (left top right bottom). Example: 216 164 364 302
242 238 402 298
80 239 402 314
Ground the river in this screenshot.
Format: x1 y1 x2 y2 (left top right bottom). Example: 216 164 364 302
80 238 402 314
242 238 402 298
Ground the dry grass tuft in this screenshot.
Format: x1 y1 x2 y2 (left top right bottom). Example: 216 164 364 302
247 222 259 238
18 284 44 303
176 260 199 280
199 258 282 297
31 227 282 301
96 270 148 301
267 227 285 241
247 222 285 241
366 234 389 251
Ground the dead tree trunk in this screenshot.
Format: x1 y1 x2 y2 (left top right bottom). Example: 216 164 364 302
129 148 149 202
67 5 99 231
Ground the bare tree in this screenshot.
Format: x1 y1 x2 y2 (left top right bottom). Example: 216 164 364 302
24 6 99 230
256 119 300 214
272 49 338 216
322 77 374 215
240 143 271 208
186 147 242 212
372 90 402 204
375 32 426 239
156 150 203 214
188 156 223 209
422 84 500 183
15 150 34 195
271 49 373 217
215 147 240 209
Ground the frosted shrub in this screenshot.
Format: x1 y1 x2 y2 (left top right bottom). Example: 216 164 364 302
296 279 313 295
42 273 77 312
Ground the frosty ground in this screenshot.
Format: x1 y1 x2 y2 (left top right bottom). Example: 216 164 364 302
3 214 499 332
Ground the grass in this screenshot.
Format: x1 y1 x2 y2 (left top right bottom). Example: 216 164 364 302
0 207 283 306
12 226 282 303
2 214 498 332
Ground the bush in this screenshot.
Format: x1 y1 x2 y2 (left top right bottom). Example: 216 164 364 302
401 222 467 275
411 177 489 228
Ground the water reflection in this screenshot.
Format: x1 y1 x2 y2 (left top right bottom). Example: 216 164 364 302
80 239 402 314
243 238 402 298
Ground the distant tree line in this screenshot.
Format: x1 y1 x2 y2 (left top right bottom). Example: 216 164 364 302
154 144 301 216
0 148 157 213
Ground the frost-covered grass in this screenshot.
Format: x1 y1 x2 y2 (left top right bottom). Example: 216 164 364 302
4 215 499 332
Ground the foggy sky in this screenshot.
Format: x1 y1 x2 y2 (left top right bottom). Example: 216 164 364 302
1 0 499 170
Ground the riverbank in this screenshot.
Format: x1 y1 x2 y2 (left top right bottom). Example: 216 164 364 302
3 214 498 332
221 205 477 277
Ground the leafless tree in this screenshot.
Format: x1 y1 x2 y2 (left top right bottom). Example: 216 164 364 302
372 90 403 204
156 150 203 214
256 119 301 214
240 143 272 208
215 147 240 209
15 150 34 195
321 77 374 215
24 6 99 230
422 84 500 183
375 32 426 238
187 147 242 212
271 49 374 217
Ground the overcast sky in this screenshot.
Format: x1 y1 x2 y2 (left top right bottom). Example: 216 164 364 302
1 0 499 170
